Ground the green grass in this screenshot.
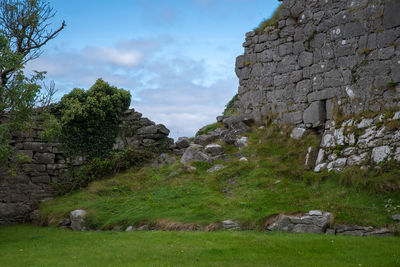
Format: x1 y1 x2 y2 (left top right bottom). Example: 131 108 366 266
223 93 238 116
195 122 223 137
39 126 400 230
0 225 399 267
254 4 283 35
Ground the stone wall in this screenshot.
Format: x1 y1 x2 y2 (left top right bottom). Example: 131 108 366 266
0 109 172 224
311 111 400 173
235 0 400 128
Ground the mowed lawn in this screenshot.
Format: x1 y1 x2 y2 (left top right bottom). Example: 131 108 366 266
0 225 399 267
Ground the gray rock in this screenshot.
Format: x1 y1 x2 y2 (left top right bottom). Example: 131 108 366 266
371 146 391 164
206 164 225 173
303 101 326 128
125 226 135 232
290 127 307 140
305 147 319 170
298 51 313 67
222 220 240 230
180 145 210 165
137 225 149 231
235 136 249 149
58 218 71 227
392 214 400 221
204 144 223 156
70 209 87 231
383 0 400 29
194 134 218 146
267 211 331 234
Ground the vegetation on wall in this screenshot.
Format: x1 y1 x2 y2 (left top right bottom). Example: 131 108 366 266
254 4 283 35
54 79 131 159
223 93 238 116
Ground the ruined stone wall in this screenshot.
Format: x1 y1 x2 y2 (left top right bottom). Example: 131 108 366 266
235 0 400 128
0 109 172 224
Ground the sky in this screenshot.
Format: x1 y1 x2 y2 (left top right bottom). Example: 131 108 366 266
26 0 280 139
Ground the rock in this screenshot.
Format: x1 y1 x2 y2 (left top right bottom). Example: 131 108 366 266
371 146 391 164
207 164 225 173
392 214 400 221
222 220 240 230
334 225 392 236
309 210 323 216
70 209 87 231
137 225 149 231
303 101 326 128
220 130 239 144
325 228 336 235
239 157 248 162
235 136 249 149
204 144 223 156
175 137 191 149
222 115 254 129
266 211 332 234
290 127 307 140
180 145 210 165
314 163 327 172
158 153 176 165
194 134 218 146
304 147 319 170
58 218 71 227
125 226 135 232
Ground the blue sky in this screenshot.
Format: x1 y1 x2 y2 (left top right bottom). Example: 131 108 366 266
27 0 280 139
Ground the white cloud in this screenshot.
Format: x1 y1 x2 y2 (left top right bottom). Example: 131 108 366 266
25 36 238 139
84 47 142 68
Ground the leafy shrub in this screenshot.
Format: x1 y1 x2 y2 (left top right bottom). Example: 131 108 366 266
55 79 131 159
223 94 238 116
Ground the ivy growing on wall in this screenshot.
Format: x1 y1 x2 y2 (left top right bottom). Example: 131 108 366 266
54 79 131 159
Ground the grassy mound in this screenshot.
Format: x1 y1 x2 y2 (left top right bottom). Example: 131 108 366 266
39 125 400 230
1 225 399 266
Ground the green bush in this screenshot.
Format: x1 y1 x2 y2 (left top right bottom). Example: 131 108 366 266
56 79 131 159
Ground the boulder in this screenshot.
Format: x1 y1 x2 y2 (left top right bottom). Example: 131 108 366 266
194 134 218 146
70 209 87 231
221 220 240 230
204 144 223 156
180 145 210 165
239 157 248 162
266 210 332 234
175 137 191 149
334 225 392 236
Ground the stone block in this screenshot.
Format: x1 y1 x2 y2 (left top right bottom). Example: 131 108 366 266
23 142 52 153
33 153 55 164
384 0 400 29
298 51 313 67
303 101 326 128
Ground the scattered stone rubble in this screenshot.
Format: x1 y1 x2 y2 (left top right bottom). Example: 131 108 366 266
56 209 394 237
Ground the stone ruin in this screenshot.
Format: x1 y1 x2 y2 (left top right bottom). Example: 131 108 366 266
0 108 172 225
233 0 400 171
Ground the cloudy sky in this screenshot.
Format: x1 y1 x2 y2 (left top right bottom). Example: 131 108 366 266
26 0 280 139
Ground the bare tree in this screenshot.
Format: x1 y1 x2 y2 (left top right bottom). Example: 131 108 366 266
0 0 66 87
